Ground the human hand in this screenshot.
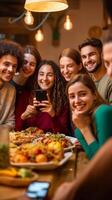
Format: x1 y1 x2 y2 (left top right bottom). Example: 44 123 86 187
21 105 37 120
72 110 91 130
52 182 75 200
33 97 55 117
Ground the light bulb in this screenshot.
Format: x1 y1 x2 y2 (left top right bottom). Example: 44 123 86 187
24 11 34 25
64 15 73 30
35 29 44 42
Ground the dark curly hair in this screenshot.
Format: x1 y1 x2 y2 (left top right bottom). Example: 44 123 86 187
79 38 103 54
0 39 23 72
34 60 67 113
23 45 42 90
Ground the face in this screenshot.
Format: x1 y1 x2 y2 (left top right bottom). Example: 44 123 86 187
37 64 55 91
68 82 96 114
0 55 17 84
103 42 112 79
22 53 37 77
59 56 81 81
80 45 102 73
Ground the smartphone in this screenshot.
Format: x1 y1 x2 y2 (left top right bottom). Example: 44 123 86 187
35 89 48 102
26 181 50 200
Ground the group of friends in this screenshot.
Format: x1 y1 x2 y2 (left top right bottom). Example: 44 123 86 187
0 12 112 199
1 36 112 160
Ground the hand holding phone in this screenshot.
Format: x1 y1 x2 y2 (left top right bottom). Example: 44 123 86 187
26 181 50 200
35 89 48 102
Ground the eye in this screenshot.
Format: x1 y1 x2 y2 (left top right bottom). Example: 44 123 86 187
69 94 75 99
30 62 36 67
47 73 54 77
4 62 10 67
81 55 86 60
79 92 86 97
23 60 28 65
60 65 64 69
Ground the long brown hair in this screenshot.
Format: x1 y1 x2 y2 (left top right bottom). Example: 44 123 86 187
59 48 87 74
23 45 41 90
66 74 106 110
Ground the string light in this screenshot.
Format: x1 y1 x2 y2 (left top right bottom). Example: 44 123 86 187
24 11 34 25
35 29 44 42
64 15 73 30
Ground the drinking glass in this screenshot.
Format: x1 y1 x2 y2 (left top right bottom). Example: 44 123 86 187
0 127 9 168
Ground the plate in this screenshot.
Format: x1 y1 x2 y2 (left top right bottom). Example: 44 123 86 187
0 172 39 187
64 137 78 151
11 152 73 170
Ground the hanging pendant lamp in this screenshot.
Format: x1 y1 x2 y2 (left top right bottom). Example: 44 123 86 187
24 0 68 12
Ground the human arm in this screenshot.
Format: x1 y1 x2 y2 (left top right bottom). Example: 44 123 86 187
52 138 112 200
21 105 37 120
72 111 95 144
33 98 69 134
75 105 112 159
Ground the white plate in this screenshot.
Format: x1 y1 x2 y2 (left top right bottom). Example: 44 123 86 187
64 136 78 151
11 152 73 170
66 136 78 144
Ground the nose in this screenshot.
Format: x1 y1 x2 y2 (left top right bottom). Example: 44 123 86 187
42 74 48 81
74 95 81 104
63 66 69 74
8 65 13 72
86 55 91 63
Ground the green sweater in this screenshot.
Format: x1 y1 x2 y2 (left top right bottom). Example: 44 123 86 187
75 104 112 159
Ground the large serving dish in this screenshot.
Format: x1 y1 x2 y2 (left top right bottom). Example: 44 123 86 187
11 152 73 170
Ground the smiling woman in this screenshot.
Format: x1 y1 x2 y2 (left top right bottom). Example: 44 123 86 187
66 74 112 159
15 60 70 135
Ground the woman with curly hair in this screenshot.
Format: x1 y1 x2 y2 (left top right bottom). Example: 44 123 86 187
15 60 70 134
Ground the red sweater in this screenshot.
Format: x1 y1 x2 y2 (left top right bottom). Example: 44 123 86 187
15 90 70 135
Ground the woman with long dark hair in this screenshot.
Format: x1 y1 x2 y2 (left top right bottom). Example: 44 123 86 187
15 60 70 134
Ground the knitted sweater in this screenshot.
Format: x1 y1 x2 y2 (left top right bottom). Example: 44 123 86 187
0 83 16 130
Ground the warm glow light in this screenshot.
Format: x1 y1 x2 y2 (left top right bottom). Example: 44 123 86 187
35 29 44 42
64 15 73 30
24 11 34 25
24 0 68 12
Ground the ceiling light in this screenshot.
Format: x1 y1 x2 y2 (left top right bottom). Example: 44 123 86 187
64 15 73 30
24 11 34 25
24 0 68 12
35 29 44 42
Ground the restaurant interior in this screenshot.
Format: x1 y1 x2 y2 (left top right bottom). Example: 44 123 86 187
0 0 112 200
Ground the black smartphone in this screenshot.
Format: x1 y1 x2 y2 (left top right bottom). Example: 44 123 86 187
35 89 48 101
26 181 50 200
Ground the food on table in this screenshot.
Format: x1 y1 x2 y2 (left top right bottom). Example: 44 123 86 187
10 128 75 164
38 133 73 149
10 141 64 164
0 167 33 178
9 127 44 145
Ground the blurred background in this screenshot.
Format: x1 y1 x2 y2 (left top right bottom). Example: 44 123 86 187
0 0 110 62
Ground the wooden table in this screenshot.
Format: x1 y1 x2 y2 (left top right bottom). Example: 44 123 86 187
0 150 89 200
